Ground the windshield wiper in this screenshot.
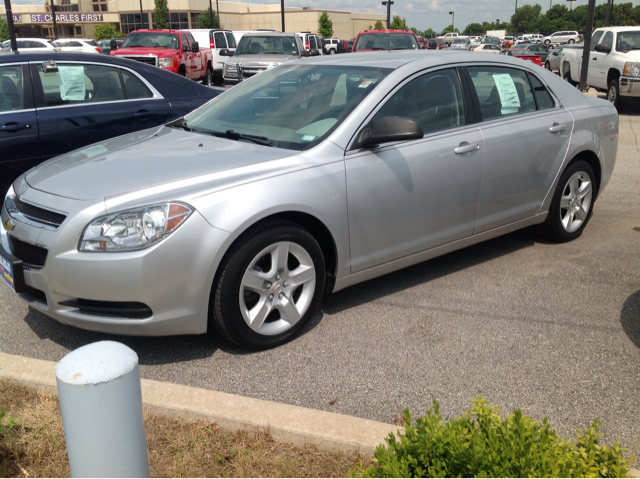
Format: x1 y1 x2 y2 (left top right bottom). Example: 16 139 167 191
210 130 274 147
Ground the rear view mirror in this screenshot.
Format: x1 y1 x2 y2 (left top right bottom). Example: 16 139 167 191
191 41 199 53
110 39 118 51
354 116 424 149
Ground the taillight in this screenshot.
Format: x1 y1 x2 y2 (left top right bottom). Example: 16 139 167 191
210 39 215 49
95 46 101 53
305 41 309 49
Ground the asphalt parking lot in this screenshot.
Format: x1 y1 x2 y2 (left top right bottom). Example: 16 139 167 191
1 91 639 456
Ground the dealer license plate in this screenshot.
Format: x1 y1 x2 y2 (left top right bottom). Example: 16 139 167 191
0 245 24 292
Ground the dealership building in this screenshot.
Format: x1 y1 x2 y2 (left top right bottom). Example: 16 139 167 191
1 0 386 41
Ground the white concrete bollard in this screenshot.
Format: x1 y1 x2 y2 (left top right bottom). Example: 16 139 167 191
55 341 150 478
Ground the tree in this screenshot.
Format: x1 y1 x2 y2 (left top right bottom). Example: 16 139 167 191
423 27 436 38
440 26 460 35
197 7 221 29
511 3 542 33
93 23 125 41
463 23 484 34
153 0 169 29
389 15 408 30
318 10 333 38
0 18 9 42
374 20 385 30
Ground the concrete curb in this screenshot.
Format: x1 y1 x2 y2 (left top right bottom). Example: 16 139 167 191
0 352 400 454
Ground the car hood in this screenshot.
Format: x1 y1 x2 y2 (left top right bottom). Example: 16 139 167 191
113 47 179 57
25 126 296 201
230 53 299 64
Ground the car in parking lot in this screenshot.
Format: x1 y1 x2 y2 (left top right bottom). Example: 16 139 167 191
514 42 550 62
0 51 618 349
98 38 124 55
503 48 544 66
542 31 580 45
1 38 59 53
0 51 220 196
352 29 421 52
52 38 102 54
471 44 502 54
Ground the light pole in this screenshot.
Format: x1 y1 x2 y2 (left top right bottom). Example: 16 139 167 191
449 11 454 32
3 0 18 51
514 0 518 35
281 0 285 32
139 0 144 29
382 1 394 29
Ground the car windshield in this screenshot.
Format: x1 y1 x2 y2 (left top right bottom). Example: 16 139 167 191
616 31 640 51
181 64 391 151
354 33 419 51
121 32 179 49
235 35 299 55
483 37 500 44
452 38 467 44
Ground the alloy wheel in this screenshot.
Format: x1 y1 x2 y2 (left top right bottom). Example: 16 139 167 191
559 171 593 233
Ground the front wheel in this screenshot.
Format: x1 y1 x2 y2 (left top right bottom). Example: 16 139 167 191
607 78 625 112
544 39 551 46
537 160 595 243
211 220 326 349
568 39 575 44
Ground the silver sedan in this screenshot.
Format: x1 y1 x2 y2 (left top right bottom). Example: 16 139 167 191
1 52 618 349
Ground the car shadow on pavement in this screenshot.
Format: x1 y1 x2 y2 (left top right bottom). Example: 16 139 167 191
620 289 640 349
322 227 538 314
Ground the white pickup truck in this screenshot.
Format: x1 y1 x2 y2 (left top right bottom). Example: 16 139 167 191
560 26 640 111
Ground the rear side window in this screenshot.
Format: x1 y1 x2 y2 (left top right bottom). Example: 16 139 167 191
0 65 24 113
214 31 227 49
38 63 124 106
528 74 555 110
121 70 153 99
468 66 536 121
225 32 236 48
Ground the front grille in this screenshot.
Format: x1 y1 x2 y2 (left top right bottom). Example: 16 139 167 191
8 236 48 268
123 55 158 67
59 299 153 319
240 66 267 78
14 196 66 228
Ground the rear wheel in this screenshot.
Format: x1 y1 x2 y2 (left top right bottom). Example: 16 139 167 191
201 67 212 86
568 39 575 44
564 70 578 87
538 160 595 243
211 220 325 349
544 39 551 46
545 61 551 71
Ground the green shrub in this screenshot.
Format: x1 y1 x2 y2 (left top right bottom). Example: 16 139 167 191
353 397 630 478
0 410 18 439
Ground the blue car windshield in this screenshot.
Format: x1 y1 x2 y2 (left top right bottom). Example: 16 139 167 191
182 64 391 151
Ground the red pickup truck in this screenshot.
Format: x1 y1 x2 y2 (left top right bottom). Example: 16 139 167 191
111 29 214 85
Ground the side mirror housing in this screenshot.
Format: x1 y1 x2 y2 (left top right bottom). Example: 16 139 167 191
594 43 611 54
110 39 118 51
354 117 424 149
219 48 233 56
191 41 199 53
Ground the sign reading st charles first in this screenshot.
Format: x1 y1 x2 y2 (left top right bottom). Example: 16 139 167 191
1 13 104 23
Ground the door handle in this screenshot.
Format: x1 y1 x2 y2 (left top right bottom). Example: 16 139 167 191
549 124 566 133
454 143 480 154
592 57 597 61
133 110 150 118
0 122 30 132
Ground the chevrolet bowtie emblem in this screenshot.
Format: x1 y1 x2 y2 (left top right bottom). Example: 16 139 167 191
4 219 15 231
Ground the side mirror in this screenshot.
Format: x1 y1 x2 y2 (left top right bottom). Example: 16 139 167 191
310 49 321 56
594 43 611 54
110 39 118 51
300 50 311 57
191 41 199 53
354 117 424 149
219 48 233 56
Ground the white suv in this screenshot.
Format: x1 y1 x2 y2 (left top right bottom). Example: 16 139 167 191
543 31 580 45
322 38 340 54
1 38 59 52
52 38 101 53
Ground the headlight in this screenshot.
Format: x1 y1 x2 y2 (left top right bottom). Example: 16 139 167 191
224 64 237 72
159 58 173 68
623 62 640 77
79 202 192 252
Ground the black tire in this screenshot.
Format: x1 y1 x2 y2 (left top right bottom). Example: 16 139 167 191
211 220 326 349
328 48 335 54
607 79 625 113
537 160 596 243
212 70 224 86
545 61 551 71
179 66 186 77
544 39 551 46
564 70 578 87
568 39 575 44
201 67 212 86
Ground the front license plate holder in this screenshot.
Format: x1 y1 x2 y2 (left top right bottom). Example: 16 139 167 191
0 244 26 293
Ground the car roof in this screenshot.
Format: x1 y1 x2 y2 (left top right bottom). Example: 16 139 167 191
244 32 297 37
594 26 640 32
0 51 163 67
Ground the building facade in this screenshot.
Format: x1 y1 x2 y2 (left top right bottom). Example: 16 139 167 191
1 0 386 40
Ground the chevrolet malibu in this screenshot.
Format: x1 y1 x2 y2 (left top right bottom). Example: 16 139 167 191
1 51 618 349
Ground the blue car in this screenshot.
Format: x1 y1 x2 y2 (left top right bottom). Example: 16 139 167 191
0 51 220 196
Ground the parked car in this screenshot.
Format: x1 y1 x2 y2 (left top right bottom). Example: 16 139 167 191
545 46 564 71
352 29 421 52
346 40 354 52
512 42 549 62
296 32 323 54
322 38 340 54
427 38 444 50
1 38 58 53
528 34 545 43
0 51 618 350
111 29 214 85
542 31 580 46
502 48 543 66
450 37 472 50
471 44 502 54
52 38 101 54
0 51 219 196
98 38 124 55
222 32 318 87
188 29 237 85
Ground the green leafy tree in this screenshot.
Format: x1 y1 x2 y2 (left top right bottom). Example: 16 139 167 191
318 10 333 38
511 3 542 33
153 0 169 29
197 7 221 29
440 26 460 35
389 15 408 30
93 23 125 41
374 20 385 30
0 18 9 42
463 22 484 34
423 27 436 38
410 27 418 35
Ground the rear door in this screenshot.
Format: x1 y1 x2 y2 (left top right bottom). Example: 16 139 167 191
0 63 39 194
31 61 171 162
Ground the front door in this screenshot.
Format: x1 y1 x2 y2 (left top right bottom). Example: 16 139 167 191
346 67 483 272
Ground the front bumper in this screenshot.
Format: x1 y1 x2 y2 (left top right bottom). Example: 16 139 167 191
1 185 234 336
619 76 640 98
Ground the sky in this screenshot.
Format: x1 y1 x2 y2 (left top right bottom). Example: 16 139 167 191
8 0 640 32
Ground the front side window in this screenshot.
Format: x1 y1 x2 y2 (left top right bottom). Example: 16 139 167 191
38 63 124 106
183 64 390 151
0 65 24 113
374 68 465 136
468 66 536 121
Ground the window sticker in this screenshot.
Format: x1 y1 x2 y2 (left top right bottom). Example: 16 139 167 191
358 80 375 88
58 66 86 101
492 73 520 114
301 134 316 142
